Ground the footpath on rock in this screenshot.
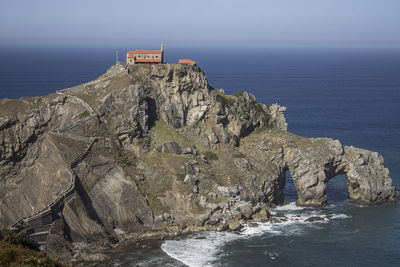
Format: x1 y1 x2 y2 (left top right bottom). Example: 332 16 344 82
9 90 98 247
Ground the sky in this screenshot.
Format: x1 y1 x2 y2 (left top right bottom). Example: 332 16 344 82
1 0 400 48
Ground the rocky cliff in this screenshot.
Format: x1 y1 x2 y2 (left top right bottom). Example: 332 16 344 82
0 63 397 263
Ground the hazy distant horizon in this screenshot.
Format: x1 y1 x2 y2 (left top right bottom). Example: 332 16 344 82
1 0 400 49
1 41 400 52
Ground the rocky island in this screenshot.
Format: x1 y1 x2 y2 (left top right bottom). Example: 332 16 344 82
0 63 398 264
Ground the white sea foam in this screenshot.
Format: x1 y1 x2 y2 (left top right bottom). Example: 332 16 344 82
274 202 305 211
161 202 351 267
331 213 351 219
161 231 240 267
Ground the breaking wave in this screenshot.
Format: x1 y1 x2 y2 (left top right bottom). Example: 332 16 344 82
161 202 351 266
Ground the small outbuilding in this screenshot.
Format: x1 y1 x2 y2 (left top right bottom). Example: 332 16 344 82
178 59 197 66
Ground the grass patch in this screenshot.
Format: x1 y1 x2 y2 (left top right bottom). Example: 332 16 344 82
0 240 63 266
233 152 245 158
0 98 38 116
151 120 190 146
233 91 245 98
203 151 218 161
0 229 63 266
130 74 145 84
0 229 36 249
176 173 186 182
117 150 137 167
215 94 235 107
136 137 151 148
252 125 274 135
78 110 90 119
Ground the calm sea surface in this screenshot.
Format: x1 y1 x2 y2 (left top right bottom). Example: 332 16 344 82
1 46 399 266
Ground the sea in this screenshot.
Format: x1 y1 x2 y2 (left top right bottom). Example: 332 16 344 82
1 45 399 266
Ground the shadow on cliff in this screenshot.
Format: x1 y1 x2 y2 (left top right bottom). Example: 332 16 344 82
74 176 105 227
146 96 158 129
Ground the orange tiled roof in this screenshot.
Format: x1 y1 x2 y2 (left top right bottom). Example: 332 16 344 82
127 50 163 54
178 59 197 65
134 58 162 63
127 54 134 58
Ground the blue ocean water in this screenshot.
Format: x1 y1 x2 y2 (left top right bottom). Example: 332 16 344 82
1 46 399 266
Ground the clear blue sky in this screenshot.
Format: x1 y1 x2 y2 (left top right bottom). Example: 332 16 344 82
1 0 400 48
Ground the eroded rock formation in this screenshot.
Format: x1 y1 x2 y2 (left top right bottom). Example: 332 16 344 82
0 63 397 263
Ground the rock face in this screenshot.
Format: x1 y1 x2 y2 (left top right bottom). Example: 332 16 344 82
0 62 397 263
342 146 396 204
267 137 397 206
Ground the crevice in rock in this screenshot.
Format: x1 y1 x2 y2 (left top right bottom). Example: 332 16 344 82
145 96 158 129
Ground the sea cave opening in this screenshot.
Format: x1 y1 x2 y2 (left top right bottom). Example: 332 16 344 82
326 174 349 204
283 170 298 204
282 170 349 205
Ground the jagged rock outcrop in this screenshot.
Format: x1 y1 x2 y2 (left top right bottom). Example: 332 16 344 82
342 146 396 204
0 62 397 263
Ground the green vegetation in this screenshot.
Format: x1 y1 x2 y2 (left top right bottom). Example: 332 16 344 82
253 102 265 113
118 150 137 167
253 125 274 135
78 110 90 119
233 91 245 98
233 152 246 158
151 120 190 146
215 94 235 107
0 229 36 249
0 229 63 266
136 137 152 148
253 102 271 125
131 74 145 84
0 98 38 116
0 241 62 267
203 151 218 161
176 173 186 182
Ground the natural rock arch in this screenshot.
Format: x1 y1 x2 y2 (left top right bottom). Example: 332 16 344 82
282 167 349 205
278 138 397 206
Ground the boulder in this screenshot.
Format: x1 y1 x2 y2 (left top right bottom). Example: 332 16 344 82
248 222 259 227
233 201 253 219
228 220 243 231
304 216 324 222
184 174 199 185
199 196 207 207
156 141 183 154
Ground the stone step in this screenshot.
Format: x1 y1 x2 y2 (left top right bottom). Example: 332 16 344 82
28 231 49 243
29 231 49 237
25 224 52 235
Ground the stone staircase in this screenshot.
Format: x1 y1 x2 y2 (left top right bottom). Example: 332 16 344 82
9 94 98 248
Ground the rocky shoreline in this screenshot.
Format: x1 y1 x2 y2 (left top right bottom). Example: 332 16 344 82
0 62 397 265
71 203 327 265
